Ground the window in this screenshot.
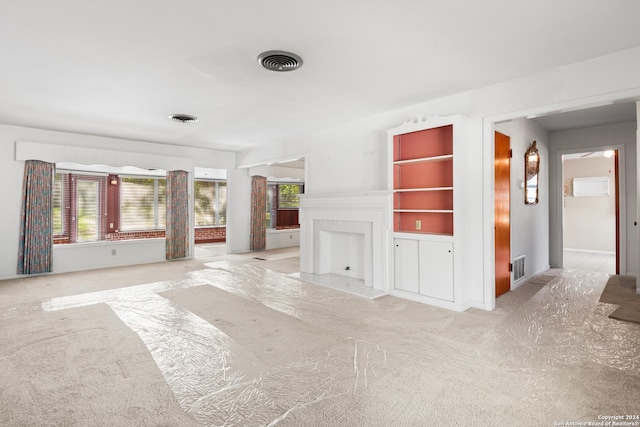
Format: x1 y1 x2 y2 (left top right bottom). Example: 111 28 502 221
266 182 303 229
278 183 303 208
52 173 64 235
76 178 100 241
53 166 169 244
194 180 227 227
120 177 166 230
266 184 276 229
53 172 108 243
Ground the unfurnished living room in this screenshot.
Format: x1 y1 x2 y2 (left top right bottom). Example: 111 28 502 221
1 2 640 426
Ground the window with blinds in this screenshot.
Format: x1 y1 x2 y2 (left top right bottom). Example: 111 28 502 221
52 168 169 244
53 171 108 243
194 180 227 227
120 177 166 231
76 179 100 241
52 173 64 235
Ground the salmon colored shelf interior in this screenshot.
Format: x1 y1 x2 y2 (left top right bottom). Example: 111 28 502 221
393 125 454 235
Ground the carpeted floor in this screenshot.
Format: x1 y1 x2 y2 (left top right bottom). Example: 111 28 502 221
599 275 640 324
1 250 639 426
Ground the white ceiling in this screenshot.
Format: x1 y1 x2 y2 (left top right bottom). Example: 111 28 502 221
531 102 637 132
1 1 640 152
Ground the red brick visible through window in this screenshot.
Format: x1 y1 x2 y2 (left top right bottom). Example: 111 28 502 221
55 227 227 244
195 227 226 243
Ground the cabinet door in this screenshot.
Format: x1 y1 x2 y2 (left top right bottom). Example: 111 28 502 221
419 241 454 301
394 239 419 293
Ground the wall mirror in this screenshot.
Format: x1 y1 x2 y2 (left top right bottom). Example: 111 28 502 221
524 140 539 205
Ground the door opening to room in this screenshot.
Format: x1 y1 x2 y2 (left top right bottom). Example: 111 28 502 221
561 150 619 274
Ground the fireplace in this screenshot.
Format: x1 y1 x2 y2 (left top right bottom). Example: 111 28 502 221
299 191 392 293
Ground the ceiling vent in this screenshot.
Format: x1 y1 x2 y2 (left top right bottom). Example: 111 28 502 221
169 114 198 123
257 50 303 72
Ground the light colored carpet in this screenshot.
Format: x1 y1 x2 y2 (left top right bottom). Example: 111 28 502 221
1 252 639 426
600 274 640 324
0 303 199 426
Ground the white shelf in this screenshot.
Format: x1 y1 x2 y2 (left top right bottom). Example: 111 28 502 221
393 154 453 165
394 209 453 213
394 187 453 193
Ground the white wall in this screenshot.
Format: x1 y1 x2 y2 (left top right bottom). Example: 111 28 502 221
549 122 637 275
266 229 300 250
0 124 236 279
237 46 640 310
495 119 551 284
563 156 616 253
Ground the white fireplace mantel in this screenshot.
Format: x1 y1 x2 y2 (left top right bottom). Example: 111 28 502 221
299 191 392 293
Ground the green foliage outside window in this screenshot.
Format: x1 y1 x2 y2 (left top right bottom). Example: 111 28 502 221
278 183 302 208
194 180 227 227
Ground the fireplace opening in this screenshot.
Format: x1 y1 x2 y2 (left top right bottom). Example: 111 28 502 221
320 231 365 280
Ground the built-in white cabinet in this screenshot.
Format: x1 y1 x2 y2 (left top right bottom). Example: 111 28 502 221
394 238 453 302
388 115 468 311
393 238 420 293
418 240 453 301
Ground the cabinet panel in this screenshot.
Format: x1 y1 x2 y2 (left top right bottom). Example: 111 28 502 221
393 239 419 293
418 240 454 301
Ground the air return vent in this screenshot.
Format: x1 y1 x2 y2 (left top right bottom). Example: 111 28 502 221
257 50 303 72
513 255 526 281
169 114 198 123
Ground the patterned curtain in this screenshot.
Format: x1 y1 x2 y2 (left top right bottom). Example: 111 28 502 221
166 170 189 260
250 175 267 250
18 160 55 274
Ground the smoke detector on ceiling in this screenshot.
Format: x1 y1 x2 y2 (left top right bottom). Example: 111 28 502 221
257 50 303 72
169 114 198 123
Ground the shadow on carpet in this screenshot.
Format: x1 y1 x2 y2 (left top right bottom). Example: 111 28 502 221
599 275 640 324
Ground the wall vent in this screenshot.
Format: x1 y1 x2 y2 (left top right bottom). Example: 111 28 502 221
513 255 526 281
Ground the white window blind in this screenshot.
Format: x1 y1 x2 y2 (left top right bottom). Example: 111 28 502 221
77 179 99 242
194 180 227 226
52 173 64 235
218 182 227 226
120 177 166 230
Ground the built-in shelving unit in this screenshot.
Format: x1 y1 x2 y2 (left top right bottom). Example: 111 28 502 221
387 115 469 312
392 124 454 235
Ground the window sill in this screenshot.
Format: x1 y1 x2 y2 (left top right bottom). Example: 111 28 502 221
53 238 165 249
267 228 300 234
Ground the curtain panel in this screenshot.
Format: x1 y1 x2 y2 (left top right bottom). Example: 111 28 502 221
18 160 55 274
250 175 267 250
166 170 189 260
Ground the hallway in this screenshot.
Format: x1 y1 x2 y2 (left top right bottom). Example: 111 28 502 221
564 250 616 274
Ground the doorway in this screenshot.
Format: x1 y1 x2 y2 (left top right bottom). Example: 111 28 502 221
561 150 619 274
